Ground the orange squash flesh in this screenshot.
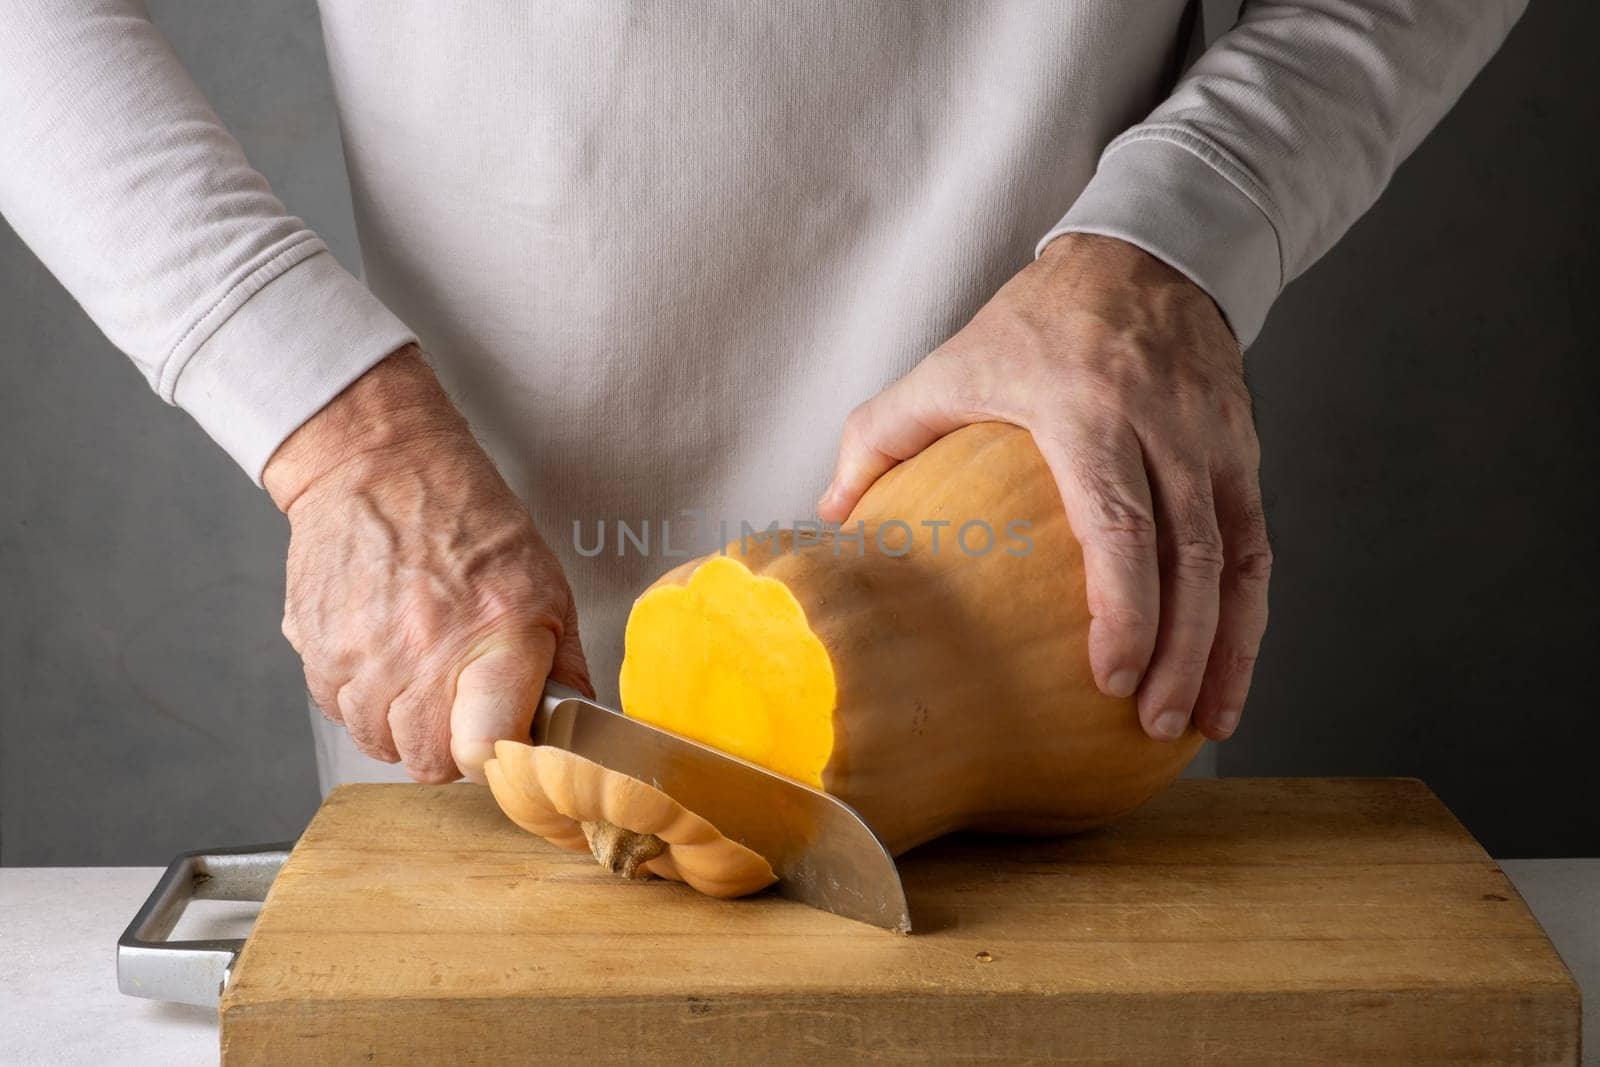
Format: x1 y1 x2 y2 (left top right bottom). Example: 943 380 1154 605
621 556 835 786
620 422 1202 856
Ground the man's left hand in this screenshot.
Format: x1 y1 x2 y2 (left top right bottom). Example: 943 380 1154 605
817 233 1271 744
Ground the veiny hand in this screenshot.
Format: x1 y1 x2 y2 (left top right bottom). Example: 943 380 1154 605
818 234 1270 743
263 345 591 783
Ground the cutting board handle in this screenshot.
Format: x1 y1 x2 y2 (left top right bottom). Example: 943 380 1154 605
116 842 293 1008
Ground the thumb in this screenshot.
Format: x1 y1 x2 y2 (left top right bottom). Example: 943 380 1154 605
450 626 557 783
818 357 969 523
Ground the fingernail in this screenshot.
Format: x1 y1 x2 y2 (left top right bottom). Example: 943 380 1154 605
1153 709 1189 740
1212 708 1241 738
817 488 836 511
1107 669 1140 698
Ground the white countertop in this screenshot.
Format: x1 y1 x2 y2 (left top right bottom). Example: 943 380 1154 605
3 860 1595 1065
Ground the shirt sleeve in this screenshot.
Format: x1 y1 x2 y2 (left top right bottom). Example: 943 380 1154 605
0 0 416 482
1039 0 1528 346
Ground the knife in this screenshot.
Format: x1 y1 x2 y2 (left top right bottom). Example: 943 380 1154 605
532 683 911 932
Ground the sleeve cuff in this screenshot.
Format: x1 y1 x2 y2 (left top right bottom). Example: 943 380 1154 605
1037 132 1284 347
168 248 417 484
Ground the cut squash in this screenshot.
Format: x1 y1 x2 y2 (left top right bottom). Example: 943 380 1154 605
620 422 1201 856
485 741 776 899
490 423 1200 897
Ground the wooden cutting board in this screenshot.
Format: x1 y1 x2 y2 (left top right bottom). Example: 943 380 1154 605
219 778 1579 1065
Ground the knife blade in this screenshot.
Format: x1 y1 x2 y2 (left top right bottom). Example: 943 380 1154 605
532 683 911 933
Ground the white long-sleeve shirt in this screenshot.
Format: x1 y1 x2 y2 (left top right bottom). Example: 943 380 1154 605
0 1 1525 695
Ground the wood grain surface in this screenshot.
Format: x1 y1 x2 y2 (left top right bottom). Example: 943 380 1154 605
219 778 1580 1064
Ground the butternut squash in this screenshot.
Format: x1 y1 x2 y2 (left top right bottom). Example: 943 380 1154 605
493 422 1201 894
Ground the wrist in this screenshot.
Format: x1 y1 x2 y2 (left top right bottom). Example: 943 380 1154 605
262 344 470 512
1039 231 1168 282
1037 232 1227 321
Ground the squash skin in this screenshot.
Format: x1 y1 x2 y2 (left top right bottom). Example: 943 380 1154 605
624 423 1203 855
485 741 777 898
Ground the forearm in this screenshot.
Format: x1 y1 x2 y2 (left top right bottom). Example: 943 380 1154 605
0 0 414 478
1047 0 1527 345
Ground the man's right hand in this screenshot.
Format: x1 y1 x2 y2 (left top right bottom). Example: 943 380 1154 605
262 345 591 784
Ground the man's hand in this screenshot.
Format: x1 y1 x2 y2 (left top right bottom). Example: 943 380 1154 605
263 345 591 783
818 234 1270 744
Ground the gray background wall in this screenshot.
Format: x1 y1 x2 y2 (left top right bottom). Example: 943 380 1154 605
2 2 1595 865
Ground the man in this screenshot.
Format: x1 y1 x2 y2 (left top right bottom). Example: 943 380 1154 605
1 2 1523 789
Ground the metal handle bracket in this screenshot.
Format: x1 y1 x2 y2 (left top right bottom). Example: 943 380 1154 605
117 842 292 1008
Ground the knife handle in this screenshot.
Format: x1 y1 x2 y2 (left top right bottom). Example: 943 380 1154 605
532 680 593 745
540 680 586 709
